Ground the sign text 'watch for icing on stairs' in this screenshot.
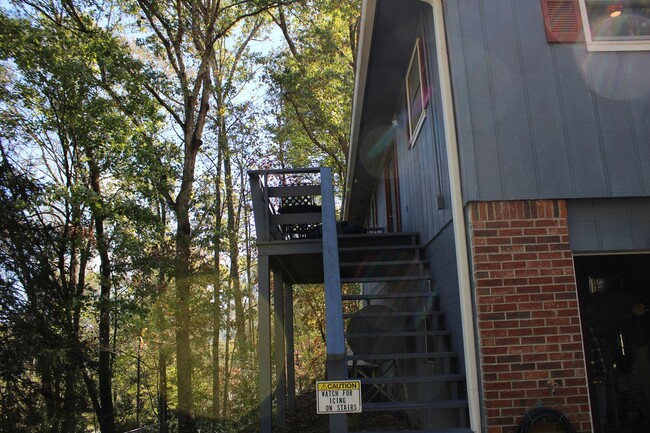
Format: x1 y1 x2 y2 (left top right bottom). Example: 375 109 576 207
316 380 362 414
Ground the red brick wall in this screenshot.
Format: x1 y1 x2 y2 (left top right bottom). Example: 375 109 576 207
468 200 592 433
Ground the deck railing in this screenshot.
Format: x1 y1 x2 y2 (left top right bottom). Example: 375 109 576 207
249 167 322 242
248 167 347 432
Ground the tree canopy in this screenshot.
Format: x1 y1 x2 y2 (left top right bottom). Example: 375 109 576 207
0 1 360 432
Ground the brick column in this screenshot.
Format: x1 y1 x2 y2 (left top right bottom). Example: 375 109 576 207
468 200 592 433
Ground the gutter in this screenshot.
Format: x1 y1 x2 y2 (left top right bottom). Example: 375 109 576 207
420 1 482 431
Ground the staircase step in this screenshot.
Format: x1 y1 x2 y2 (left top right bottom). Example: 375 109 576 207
340 262 427 279
340 260 427 276
342 275 432 283
340 259 427 267
350 429 472 433
343 310 443 319
338 245 422 263
336 232 468 432
358 374 465 385
339 244 421 253
338 232 420 248
346 330 450 338
342 292 436 300
362 399 468 411
348 351 457 361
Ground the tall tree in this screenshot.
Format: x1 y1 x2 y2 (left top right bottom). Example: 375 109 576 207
129 1 291 431
0 11 165 432
265 0 360 183
0 0 361 430
0 16 111 431
212 18 264 363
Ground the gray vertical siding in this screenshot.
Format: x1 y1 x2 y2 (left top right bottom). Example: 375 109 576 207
424 223 465 373
392 5 453 239
567 198 650 253
445 0 650 202
363 0 650 236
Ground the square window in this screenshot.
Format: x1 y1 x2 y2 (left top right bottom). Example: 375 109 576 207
579 0 650 50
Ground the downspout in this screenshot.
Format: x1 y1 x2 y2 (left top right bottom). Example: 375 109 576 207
420 1 482 431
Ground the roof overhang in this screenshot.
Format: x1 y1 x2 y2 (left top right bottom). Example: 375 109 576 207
344 0 421 223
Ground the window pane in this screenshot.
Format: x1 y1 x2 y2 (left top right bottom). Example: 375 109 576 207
409 86 422 134
407 61 420 101
405 39 427 142
586 1 650 39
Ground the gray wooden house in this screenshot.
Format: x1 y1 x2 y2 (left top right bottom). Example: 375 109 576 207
250 1 650 432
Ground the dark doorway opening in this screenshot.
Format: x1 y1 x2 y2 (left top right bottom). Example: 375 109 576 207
383 143 401 233
575 254 650 433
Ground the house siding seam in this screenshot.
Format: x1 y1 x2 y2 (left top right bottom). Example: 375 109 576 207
468 199 592 433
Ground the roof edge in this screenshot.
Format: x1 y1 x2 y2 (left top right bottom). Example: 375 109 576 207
343 0 377 221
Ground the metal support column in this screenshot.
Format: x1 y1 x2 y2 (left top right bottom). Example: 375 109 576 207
273 270 286 428
258 256 272 433
284 282 296 413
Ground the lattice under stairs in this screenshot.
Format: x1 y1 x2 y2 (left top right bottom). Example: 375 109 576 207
339 232 471 433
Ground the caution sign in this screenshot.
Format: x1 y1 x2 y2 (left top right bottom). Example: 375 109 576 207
316 380 362 414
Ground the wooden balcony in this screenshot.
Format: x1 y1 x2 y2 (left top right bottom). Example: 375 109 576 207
249 168 329 284
249 167 347 433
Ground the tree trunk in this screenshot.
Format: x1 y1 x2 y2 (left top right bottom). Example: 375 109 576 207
158 355 168 433
63 190 90 433
61 366 80 433
174 208 195 433
88 155 115 433
219 122 246 360
222 292 231 418
241 169 256 365
212 163 223 419
157 200 169 433
173 137 201 433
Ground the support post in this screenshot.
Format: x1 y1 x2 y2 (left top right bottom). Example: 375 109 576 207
273 270 286 428
326 358 349 433
320 167 348 433
258 256 272 433
285 282 296 413
249 173 269 242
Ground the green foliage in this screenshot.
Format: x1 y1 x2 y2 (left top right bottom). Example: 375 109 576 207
0 0 361 431
263 0 360 185
0 8 173 432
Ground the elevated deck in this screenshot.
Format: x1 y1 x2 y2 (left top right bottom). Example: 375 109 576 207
256 231 425 284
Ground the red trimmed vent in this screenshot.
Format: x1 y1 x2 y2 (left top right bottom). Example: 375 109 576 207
540 0 583 43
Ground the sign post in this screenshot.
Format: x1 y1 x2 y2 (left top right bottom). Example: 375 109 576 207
316 380 362 414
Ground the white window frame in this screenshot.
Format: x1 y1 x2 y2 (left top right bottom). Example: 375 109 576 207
578 0 650 51
405 38 427 146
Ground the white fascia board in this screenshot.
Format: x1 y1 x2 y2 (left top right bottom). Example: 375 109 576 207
344 0 377 221
419 1 482 431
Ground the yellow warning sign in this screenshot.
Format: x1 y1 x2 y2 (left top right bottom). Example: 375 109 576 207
317 381 360 391
316 380 362 414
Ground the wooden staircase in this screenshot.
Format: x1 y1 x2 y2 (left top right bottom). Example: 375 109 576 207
249 168 473 433
338 233 470 433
